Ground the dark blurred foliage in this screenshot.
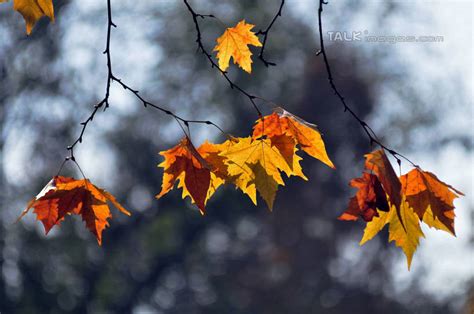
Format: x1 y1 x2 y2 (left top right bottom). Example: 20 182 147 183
0 1 470 313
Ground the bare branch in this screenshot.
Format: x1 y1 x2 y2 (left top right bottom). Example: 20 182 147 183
256 0 285 67
66 0 227 165
183 0 264 117
316 0 416 167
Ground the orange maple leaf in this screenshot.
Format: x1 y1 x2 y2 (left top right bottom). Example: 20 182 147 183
400 168 464 235
196 140 232 200
213 19 262 73
18 176 130 245
338 172 389 222
364 149 404 227
156 137 212 214
1 0 55 34
252 109 335 169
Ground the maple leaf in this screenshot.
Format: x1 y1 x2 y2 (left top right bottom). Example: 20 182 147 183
250 162 279 209
1 0 55 34
360 197 425 269
18 176 130 245
213 19 262 73
252 109 335 169
364 149 405 228
18 176 72 234
400 168 464 235
341 149 464 269
195 141 230 201
338 172 389 222
215 138 258 205
269 134 308 180
219 136 301 210
156 137 212 214
177 140 239 209
219 137 284 209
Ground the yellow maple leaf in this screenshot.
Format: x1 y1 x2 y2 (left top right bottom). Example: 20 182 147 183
220 139 258 205
2 0 55 34
219 137 292 210
213 19 262 73
250 163 279 209
421 206 453 234
360 197 424 269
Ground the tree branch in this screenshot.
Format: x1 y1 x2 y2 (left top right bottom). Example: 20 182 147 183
316 0 416 167
65 0 227 167
256 0 285 67
183 0 264 117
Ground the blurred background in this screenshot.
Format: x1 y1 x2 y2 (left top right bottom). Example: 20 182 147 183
0 0 472 313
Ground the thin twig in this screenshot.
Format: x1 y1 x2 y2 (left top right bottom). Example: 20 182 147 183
183 0 264 118
111 76 227 136
316 0 416 167
256 0 285 67
64 0 228 171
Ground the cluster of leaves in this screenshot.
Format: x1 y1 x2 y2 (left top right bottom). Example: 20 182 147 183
6 1 464 269
338 150 464 268
19 108 335 245
157 109 334 213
